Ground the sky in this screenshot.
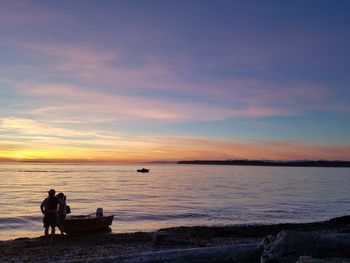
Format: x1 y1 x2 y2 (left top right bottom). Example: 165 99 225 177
0 0 350 162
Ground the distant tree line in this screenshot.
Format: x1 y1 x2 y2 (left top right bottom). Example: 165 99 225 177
177 160 350 167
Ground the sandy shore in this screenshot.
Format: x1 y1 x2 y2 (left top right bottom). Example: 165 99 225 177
1 216 350 262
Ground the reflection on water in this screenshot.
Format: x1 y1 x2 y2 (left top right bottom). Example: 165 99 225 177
0 163 349 240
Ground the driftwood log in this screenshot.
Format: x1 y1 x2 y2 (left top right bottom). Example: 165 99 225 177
261 230 350 263
296 256 350 263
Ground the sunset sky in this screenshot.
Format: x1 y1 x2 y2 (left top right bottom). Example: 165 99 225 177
1 0 350 162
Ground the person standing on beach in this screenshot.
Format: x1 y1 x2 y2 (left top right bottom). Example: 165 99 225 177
56 192 67 235
40 189 59 239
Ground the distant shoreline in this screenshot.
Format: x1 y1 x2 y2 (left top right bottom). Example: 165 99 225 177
177 160 350 167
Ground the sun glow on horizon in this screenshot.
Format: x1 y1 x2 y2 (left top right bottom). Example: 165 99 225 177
1 130 350 162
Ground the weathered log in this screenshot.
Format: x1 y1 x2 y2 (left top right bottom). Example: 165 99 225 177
261 231 350 263
296 256 350 263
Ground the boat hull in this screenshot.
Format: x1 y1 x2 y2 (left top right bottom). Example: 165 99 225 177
137 169 149 173
63 215 114 234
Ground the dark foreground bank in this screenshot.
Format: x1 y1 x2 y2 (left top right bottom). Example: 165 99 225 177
1 215 350 263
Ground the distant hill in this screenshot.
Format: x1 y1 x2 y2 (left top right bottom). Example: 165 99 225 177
177 160 350 167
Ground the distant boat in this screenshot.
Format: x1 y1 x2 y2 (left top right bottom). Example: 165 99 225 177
137 168 150 173
63 214 114 234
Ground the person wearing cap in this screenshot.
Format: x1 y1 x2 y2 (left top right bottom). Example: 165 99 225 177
40 189 59 239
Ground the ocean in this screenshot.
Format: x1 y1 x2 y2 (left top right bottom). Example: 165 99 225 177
0 163 349 240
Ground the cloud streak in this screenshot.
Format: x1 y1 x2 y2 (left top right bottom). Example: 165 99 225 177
11 82 288 121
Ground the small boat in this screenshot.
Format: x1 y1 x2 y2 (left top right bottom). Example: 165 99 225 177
137 168 150 173
63 214 114 234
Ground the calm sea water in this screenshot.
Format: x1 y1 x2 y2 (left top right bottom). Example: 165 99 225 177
0 163 349 240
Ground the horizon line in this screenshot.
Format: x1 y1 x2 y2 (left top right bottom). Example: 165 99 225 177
1 158 350 164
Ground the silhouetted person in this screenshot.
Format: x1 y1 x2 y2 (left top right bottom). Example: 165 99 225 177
96 207 103 217
40 189 59 239
56 192 67 236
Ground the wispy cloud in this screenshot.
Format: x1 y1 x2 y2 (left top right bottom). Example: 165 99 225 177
10 82 288 121
16 41 173 88
0 117 120 140
7 40 342 118
21 42 117 71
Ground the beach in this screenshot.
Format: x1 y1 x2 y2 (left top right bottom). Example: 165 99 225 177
2 215 350 263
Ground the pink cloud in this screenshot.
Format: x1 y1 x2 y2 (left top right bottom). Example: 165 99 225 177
22 43 117 63
6 41 344 119
18 41 173 88
20 83 287 121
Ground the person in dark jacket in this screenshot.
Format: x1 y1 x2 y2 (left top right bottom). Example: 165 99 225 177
40 189 59 239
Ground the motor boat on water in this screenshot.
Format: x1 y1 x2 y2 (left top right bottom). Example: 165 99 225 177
137 168 150 173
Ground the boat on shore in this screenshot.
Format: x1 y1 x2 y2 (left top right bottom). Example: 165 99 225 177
63 214 114 234
137 168 150 173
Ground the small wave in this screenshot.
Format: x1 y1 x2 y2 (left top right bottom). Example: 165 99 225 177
16 169 118 173
0 215 41 230
0 215 41 224
117 212 207 222
17 170 72 173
